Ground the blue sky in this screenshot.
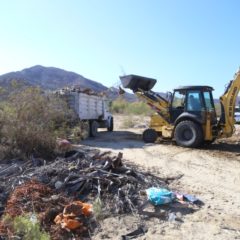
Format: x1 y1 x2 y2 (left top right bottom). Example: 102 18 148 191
0 0 240 97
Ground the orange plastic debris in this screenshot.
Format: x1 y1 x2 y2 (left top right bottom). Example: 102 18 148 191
61 218 83 230
63 201 92 218
54 213 63 225
81 203 92 216
54 201 92 231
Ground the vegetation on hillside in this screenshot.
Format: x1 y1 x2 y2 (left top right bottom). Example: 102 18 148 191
111 97 222 117
214 103 221 117
110 98 153 115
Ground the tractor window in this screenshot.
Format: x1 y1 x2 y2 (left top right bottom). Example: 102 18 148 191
203 91 214 110
187 91 203 111
172 91 185 108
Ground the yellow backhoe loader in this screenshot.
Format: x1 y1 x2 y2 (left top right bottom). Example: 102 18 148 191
120 70 240 147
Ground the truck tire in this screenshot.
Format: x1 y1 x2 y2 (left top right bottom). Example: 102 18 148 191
90 121 99 137
107 117 114 132
174 120 203 148
143 128 158 143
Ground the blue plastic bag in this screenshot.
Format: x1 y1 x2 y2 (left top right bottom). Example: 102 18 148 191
146 187 175 205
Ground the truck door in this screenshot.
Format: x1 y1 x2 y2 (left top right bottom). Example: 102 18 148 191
186 90 204 120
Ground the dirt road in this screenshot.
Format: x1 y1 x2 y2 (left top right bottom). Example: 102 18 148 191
80 116 240 240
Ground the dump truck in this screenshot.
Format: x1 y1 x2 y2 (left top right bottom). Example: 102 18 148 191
120 70 240 147
59 88 113 137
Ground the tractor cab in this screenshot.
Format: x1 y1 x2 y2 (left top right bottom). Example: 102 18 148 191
170 86 217 124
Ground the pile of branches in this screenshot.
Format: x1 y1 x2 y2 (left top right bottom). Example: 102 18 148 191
0 149 173 215
0 148 181 239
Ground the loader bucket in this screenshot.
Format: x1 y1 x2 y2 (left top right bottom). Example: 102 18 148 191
120 74 157 92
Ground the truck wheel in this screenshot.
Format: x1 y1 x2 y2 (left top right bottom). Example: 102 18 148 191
90 121 98 137
107 117 114 132
143 128 158 143
174 120 203 148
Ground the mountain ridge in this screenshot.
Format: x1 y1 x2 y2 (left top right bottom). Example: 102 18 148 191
0 65 138 101
0 65 108 91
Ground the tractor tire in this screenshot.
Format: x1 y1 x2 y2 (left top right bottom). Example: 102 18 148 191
174 120 203 148
143 128 158 143
107 117 114 132
90 121 99 137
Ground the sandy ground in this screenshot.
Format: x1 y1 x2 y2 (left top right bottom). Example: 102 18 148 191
80 115 240 240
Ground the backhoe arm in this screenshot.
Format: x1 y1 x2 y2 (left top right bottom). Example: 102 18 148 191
219 70 240 137
135 89 170 123
119 74 171 125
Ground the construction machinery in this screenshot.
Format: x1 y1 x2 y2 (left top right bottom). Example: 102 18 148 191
120 71 240 147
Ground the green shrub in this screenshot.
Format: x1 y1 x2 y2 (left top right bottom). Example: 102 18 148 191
110 98 128 114
3 214 50 240
126 101 152 115
92 196 104 220
110 98 152 115
0 87 76 159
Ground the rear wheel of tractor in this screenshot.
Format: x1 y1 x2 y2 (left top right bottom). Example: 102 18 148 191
143 128 158 143
174 120 203 148
90 121 99 137
107 117 114 132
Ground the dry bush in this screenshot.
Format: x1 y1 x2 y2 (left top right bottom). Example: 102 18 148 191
126 101 152 115
110 98 128 114
0 87 76 159
214 102 221 117
110 98 152 116
121 116 136 129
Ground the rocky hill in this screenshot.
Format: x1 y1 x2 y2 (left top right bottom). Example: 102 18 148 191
0 65 108 92
0 65 137 101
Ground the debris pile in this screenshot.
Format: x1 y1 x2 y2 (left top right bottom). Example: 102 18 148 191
4 180 53 217
57 87 106 97
0 180 94 239
5 150 169 215
0 148 198 239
